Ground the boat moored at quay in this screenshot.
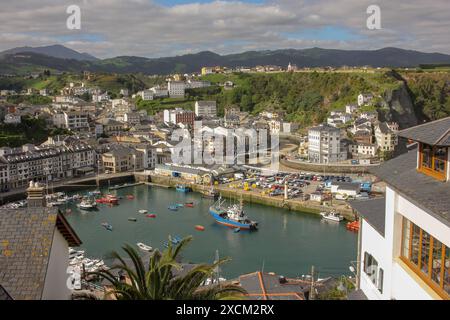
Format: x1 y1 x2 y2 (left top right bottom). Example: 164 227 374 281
209 196 258 230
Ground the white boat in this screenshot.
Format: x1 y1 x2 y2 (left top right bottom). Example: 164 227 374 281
320 210 344 222
138 209 148 214
77 198 97 210
137 242 153 252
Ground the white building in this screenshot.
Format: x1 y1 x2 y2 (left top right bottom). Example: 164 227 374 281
195 101 217 117
135 144 157 170
63 111 89 130
375 122 398 152
168 81 185 98
123 112 141 126
358 93 374 107
350 143 377 158
346 105 359 114
350 117 450 300
186 80 211 89
308 124 347 164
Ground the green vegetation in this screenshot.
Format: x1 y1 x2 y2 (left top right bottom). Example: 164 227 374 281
399 72 450 120
93 236 245 300
6 94 52 105
0 116 70 147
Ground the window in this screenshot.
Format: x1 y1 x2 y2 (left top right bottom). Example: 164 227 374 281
401 217 450 298
378 268 384 294
363 252 379 287
419 143 448 181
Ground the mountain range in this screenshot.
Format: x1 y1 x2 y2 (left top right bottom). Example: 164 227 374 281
1 45 450 75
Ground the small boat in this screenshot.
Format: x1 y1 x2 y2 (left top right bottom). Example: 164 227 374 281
138 209 148 214
195 225 205 231
127 195 135 200
320 210 344 222
146 214 157 218
128 217 137 222
137 242 153 252
176 184 192 193
101 222 113 231
185 202 194 208
168 236 181 245
176 203 184 208
77 198 97 210
96 194 119 205
347 220 360 232
168 205 178 211
201 187 219 199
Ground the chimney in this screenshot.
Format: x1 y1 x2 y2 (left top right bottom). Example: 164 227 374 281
27 181 46 208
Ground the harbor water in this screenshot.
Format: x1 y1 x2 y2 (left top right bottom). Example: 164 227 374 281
64 185 357 279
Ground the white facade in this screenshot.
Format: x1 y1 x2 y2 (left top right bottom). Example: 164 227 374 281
41 229 72 300
350 143 377 157
308 124 347 163
168 81 185 98
358 93 374 107
358 187 449 300
195 101 217 117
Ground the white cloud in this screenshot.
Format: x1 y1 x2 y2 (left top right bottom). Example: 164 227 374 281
0 0 448 58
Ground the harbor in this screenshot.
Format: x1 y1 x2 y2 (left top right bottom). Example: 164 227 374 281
62 184 358 279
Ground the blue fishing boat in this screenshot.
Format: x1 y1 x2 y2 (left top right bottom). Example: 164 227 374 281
176 184 192 193
209 196 258 230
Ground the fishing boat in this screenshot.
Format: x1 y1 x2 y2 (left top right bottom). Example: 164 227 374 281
146 214 157 218
77 198 97 210
88 190 102 196
168 205 178 211
126 195 135 200
128 217 137 222
185 202 194 208
209 196 258 230
101 222 113 231
320 210 344 222
176 184 192 193
195 225 205 231
137 242 153 252
138 209 148 214
96 194 119 205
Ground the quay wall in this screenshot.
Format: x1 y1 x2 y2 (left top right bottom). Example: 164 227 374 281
280 158 378 174
0 174 134 204
138 173 355 220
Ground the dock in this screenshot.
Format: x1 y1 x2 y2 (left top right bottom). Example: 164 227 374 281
108 182 144 190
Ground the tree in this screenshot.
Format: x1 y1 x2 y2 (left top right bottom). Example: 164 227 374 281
93 236 246 300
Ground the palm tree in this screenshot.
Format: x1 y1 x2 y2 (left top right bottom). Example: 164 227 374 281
92 236 246 300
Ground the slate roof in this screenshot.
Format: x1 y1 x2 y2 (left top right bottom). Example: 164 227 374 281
348 198 386 237
376 122 391 134
309 124 340 133
370 149 450 227
398 117 450 146
238 271 306 300
0 208 81 300
0 284 13 300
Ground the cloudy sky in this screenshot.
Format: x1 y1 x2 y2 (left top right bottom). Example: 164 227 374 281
0 0 449 58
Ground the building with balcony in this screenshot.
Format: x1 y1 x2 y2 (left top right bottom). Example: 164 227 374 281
308 124 347 164
349 117 450 300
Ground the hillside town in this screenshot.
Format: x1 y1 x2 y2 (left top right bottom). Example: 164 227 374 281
0 64 449 302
